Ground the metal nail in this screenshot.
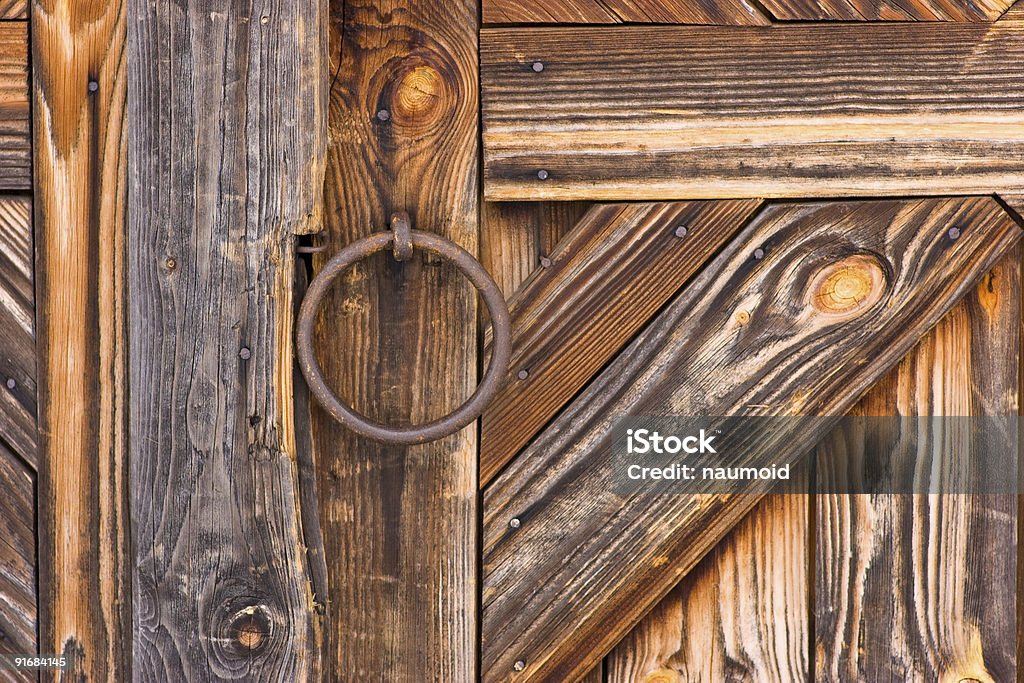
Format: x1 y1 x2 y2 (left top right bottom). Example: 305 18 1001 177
532 62 544 73
674 225 688 238
239 347 252 360
509 518 521 529
539 256 552 268
948 226 961 240
517 369 529 380
376 109 391 122
87 80 99 93
754 248 765 260
513 660 526 672
5 378 15 390
537 170 549 181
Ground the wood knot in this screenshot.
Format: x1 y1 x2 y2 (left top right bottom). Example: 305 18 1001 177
228 606 272 653
808 254 886 320
644 667 682 683
394 65 445 122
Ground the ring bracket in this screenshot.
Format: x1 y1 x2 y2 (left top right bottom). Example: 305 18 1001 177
391 212 413 262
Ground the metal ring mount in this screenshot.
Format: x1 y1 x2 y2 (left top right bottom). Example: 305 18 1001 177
296 216 512 445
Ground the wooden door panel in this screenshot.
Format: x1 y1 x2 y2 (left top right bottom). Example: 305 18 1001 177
481 22 1024 201
481 198 1019 681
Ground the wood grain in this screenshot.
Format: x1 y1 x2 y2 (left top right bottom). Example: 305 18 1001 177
481 198 1020 682
480 200 760 485
128 0 327 678
0 197 33 467
606 470 810 683
315 0 479 679
0 23 29 190
33 0 129 677
0 1 26 19
759 0 1013 22
814 251 1019 682
483 0 769 25
0 440 35 677
482 23 1024 201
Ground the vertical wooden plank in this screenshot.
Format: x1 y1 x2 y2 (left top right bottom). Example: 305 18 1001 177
606 470 810 682
32 0 129 676
317 0 479 679
128 0 327 679
815 250 1019 681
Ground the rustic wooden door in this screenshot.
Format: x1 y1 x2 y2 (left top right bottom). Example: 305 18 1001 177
4 0 1022 681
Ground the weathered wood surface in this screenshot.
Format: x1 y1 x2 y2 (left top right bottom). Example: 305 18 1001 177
760 0 1013 21
483 0 768 25
1001 194 1024 222
815 251 1019 682
482 23 1024 201
481 200 761 485
0 197 33 467
316 0 479 679
0 23 29 190
606 471 810 682
0 440 35 677
0 1 25 18
128 0 327 678
33 0 130 677
482 198 1020 682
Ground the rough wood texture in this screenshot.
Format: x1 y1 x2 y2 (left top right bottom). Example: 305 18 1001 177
316 1 479 679
815 251 1019 682
482 23 1024 201
0 441 35 674
128 0 327 678
482 198 1020 682
483 0 768 25
0 1 26 18
759 0 1012 21
607 471 810 683
0 23 29 190
481 200 761 485
33 0 130 677
0 197 33 467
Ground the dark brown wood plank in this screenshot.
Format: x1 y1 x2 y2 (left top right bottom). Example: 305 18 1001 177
606 470 810 682
481 198 1020 682
315 0 479 679
0 440 35 675
33 0 130 677
0 2 25 19
0 197 33 467
0 23 28 190
815 251 1019 681
483 0 769 25
759 0 1012 22
128 0 327 678
481 200 760 485
482 23 1024 201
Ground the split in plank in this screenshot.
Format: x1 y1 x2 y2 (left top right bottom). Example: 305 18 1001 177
481 198 1020 682
482 22 1024 201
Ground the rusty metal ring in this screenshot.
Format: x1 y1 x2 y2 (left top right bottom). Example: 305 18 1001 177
296 228 512 445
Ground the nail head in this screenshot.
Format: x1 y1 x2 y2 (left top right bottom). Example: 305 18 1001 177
754 248 765 260
376 109 391 122
532 62 544 73
537 169 549 181
948 226 961 240
5 379 14 390
513 660 526 672
87 80 99 93
239 347 252 360
539 256 552 268
674 225 688 238
509 517 521 529
517 369 529 380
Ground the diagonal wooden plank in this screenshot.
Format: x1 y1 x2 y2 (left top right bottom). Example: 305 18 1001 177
483 0 769 24
0 440 35 672
482 23 1024 201
0 197 34 468
481 200 760 486
0 23 29 190
481 198 1020 682
815 250 1019 681
759 0 1013 22
606 468 810 682
0 1 26 18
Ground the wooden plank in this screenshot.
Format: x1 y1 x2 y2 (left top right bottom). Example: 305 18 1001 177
481 200 760 485
815 251 1019 681
482 23 1024 201
315 0 478 679
0 441 35 673
32 0 129 677
1001 194 1024 222
128 0 327 678
481 198 1020 682
0 197 33 466
759 0 1012 22
0 23 28 190
0 1 26 19
483 0 769 25
606 471 810 682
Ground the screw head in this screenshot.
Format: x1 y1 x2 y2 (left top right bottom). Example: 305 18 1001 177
948 226 961 240
376 109 391 122
5 378 15 390
239 347 252 360
753 248 765 260
509 517 521 529
674 225 688 238
517 369 529 380
513 660 526 672
537 169 549 181
532 62 544 73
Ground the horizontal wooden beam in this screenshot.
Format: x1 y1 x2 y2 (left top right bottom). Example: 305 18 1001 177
481 198 1020 682
0 22 29 189
482 22 1024 201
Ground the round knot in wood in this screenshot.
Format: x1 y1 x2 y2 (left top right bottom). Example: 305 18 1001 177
809 254 886 319
394 65 445 122
227 605 272 653
644 667 682 683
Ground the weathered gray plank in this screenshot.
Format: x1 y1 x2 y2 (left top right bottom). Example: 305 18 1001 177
482 23 1024 201
0 197 33 467
482 198 1020 682
815 250 1019 681
128 0 327 678
32 0 129 677
314 0 479 679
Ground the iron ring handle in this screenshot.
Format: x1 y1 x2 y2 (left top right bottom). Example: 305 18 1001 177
296 225 512 445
